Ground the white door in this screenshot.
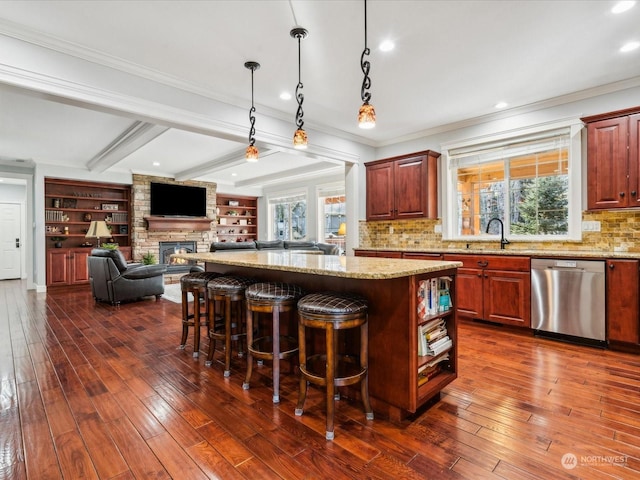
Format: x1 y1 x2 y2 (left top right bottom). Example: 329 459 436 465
0 203 22 280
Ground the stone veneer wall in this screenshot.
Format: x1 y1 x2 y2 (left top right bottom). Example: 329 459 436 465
359 209 640 253
131 174 217 262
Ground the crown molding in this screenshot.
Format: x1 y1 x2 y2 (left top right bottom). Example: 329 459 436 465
377 75 640 147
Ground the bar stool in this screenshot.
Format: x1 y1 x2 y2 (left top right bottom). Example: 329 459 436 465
205 276 257 377
295 291 373 440
243 282 305 403
179 271 220 357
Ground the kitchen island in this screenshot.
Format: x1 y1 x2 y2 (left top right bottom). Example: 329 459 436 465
172 250 461 420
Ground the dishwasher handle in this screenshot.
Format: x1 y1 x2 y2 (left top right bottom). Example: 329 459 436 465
544 265 586 272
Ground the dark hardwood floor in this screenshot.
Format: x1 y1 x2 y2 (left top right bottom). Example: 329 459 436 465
1 279 640 479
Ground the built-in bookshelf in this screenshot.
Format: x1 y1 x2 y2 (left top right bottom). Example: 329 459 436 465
44 178 132 286
415 275 456 401
215 194 258 242
44 178 131 250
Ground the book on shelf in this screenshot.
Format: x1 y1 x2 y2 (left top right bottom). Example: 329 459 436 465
417 276 453 318
417 353 450 385
418 319 450 357
427 336 453 356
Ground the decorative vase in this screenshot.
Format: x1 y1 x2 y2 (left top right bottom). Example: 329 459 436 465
83 213 92 222
54 242 63 248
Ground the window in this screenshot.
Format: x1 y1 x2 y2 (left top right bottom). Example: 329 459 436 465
317 184 346 254
268 193 307 240
442 121 582 241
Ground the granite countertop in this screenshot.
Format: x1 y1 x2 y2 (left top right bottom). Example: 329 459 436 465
171 251 462 280
356 246 640 259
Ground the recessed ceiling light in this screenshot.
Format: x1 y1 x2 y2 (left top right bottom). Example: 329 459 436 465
620 41 640 52
152 162 160 166
379 40 395 52
612 1 636 14
495 101 508 109
231 172 237 176
279 92 292 100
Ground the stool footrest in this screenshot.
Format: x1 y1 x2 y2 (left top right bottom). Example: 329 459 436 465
300 354 367 387
248 336 298 360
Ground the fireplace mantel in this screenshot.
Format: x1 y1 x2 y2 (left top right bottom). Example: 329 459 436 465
144 216 213 232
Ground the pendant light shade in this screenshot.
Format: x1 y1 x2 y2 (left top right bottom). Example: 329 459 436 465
244 61 260 162
359 0 376 129
291 27 308 149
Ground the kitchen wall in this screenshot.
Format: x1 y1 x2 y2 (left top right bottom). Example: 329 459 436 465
359 210 640 253
358 85 640 254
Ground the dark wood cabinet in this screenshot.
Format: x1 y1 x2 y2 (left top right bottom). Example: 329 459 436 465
606 259 640 346
46 248 90 286
444 254 531 327
365 150 439 221
402 252 443 260
583 107 640 210
354 250 402 258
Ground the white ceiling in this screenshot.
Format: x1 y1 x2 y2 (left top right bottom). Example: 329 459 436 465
1 0 639 190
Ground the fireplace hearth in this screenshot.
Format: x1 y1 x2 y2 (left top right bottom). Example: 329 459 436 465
159 241 197 273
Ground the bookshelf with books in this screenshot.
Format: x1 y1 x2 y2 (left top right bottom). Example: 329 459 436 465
215 194 258 242
44 178 132 286
414 275 457 404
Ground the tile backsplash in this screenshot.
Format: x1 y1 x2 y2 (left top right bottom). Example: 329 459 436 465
358 210 640 253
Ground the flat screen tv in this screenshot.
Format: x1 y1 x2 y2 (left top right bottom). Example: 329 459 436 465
150 182 207 217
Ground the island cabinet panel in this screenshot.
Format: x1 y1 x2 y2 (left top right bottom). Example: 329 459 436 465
583 107 640 209
444 254 530 328
365 150 439 221
606 259 640 346
197 255 458 420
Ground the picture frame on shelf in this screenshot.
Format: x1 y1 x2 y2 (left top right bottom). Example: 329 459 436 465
102 203 119 211
62 198 77 208
119 225 128 234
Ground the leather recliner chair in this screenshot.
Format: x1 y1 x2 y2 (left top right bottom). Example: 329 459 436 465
88 248 167 305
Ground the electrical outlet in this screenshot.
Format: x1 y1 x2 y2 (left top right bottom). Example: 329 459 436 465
434 224 442 233
582 221 602 232
389 226 394 234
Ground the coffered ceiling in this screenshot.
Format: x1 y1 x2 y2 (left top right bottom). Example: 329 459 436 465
1 1 639 191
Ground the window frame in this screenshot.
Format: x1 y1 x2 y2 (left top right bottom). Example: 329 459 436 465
267 190 308 241
440 119 583 242
316 182 346 254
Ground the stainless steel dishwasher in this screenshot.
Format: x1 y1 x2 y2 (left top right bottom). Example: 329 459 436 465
531 258 605 345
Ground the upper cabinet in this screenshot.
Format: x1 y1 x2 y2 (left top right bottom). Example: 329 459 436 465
583 107 640 210
365 150 439 221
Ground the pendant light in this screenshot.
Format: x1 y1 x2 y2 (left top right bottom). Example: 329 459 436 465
358 0 376 129
244 61 260 162
291 26 308 149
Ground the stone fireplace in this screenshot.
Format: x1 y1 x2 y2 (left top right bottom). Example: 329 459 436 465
159 241 197 273
130 174 217 279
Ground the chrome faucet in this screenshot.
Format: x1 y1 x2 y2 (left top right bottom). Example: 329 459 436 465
486 217 510 249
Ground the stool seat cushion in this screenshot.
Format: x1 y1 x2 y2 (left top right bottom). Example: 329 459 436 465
245 282 305 302
208 276 257 291
298 292 368 315
180 272 219 290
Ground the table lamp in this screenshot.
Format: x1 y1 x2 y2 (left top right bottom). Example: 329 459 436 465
85 220 111 247
337 222 346 236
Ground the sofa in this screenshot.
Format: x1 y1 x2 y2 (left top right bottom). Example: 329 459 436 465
209 240 340 255
88 248 167 305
